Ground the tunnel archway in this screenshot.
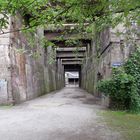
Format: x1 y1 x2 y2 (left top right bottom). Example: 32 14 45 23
64 64 81 87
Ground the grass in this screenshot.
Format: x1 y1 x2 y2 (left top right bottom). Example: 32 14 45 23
101 110 140 140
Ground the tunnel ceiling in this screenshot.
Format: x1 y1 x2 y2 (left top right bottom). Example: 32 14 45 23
44 24 91 67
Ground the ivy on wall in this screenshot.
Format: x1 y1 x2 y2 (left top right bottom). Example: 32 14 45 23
98 47 140 113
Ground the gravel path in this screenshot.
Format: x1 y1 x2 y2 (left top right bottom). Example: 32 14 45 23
0 87 121 140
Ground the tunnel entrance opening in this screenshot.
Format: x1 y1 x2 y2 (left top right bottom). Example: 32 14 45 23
65 71 79 87
64 64 81 87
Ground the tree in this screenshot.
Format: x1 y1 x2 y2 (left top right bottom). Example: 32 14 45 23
0 0 139 35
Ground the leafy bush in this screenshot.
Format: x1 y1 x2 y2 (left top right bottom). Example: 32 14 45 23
124 48 140 96
98 47 140 112
124 48 140 112
98 68 138 111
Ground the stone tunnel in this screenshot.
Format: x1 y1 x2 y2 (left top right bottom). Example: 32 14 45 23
0 17 135 106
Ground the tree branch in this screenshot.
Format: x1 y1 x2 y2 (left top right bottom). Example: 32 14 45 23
0 3 74 36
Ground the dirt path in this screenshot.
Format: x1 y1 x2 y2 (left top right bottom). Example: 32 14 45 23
0 87 121 140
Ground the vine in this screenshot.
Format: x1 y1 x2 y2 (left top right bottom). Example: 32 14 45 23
98 47 140 113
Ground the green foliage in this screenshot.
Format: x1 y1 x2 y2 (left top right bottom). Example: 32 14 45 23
98 68 138 111
124 48 140 112
98 48 140 112
0 0 140 34
124 48 140 95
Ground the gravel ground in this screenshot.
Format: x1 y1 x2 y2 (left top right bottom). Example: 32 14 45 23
0 87 121 140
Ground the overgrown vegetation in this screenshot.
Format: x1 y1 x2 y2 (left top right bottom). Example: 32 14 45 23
0 0 139 59
98 47 140 113
0 0 140 34
101 111 140 140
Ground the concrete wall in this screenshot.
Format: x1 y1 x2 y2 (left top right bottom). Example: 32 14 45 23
81 26 136 106
0 19 13 104
0 15 64 105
